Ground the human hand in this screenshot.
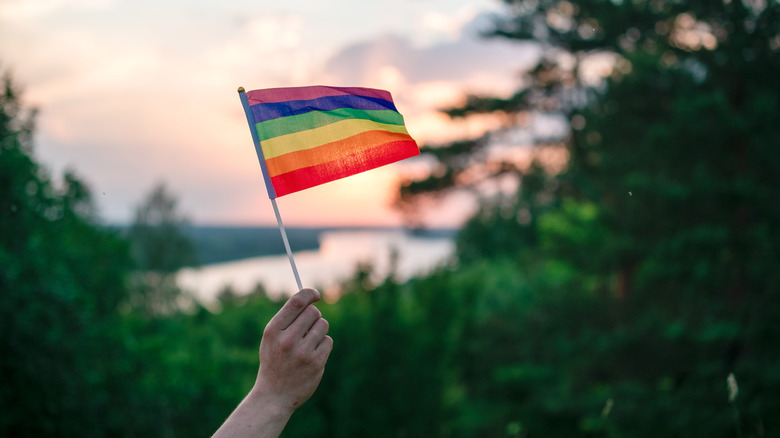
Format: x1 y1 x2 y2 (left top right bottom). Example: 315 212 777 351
252 288 333 414
212 288 332 438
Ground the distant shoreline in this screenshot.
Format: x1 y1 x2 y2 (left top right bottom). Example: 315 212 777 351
113 225 458 267
178 228 458 303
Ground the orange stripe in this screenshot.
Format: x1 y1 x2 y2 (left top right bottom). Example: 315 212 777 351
270 140 419 197
265 130 414 177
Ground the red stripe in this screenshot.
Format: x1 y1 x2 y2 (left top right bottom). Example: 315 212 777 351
248 86 392 105
266 131 415 177
270 140 419 197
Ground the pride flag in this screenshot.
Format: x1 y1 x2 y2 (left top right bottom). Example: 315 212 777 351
239 85 419 198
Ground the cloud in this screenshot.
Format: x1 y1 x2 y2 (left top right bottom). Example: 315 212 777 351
0 0 113 20
3 6 321 223
315 15 540 144
4 3 536 226
416 4 488 46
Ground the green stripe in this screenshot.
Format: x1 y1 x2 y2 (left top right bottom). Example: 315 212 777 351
255 108 405 142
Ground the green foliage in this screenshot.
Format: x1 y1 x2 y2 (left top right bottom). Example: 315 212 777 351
0 72 134 435
457 162 553 264
129 182 198 274
126 183 198 315
305 270 468 438
397 0 780 436
3 0 780 434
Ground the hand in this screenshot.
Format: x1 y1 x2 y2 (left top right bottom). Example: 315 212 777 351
212 288 333 438
253 287 333 412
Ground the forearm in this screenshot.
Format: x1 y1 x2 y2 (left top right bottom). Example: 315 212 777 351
212 387 294 438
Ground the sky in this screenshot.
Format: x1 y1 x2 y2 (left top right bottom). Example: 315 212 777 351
0 0 539 227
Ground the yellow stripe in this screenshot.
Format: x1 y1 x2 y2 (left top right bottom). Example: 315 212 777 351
261 118 410 159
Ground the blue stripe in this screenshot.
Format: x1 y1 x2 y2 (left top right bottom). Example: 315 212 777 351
250 94 398 123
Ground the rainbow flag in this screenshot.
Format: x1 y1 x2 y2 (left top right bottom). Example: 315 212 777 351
239 85 419 198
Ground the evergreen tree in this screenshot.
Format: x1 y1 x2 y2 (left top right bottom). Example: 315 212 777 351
0 71 136 435
396 1 780 436
127 183 198 314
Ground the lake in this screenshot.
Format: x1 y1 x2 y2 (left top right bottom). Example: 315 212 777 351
178 229 456 305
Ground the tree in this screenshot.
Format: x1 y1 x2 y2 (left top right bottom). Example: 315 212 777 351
0 70 137 436
127 183 197 314
129 183 197 273
401 0 780 264
0 68 246 437
396 1 780 436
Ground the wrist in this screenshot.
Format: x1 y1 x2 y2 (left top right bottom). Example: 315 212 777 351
212 385 294 438
248 383 296 421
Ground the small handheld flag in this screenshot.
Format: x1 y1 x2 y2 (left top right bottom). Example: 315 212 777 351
239 85 419 198
238 85 419 290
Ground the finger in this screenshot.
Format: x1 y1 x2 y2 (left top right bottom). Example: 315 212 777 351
285 304 323 338
268 288 321 331
303 317 329 346
316 335 333 359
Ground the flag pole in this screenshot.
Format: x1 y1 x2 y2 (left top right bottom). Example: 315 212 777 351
238 86 303 291
271 198 303 290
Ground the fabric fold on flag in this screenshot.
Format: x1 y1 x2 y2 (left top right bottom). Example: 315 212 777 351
241 85 419 198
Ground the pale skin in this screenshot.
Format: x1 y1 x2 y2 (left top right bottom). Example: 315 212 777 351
212 288 333 438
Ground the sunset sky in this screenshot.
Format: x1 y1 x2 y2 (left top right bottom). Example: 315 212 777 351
0 0 539 227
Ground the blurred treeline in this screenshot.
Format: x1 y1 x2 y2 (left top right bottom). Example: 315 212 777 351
2 0 780 437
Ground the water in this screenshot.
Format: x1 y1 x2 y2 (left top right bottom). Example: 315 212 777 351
178 229 456 305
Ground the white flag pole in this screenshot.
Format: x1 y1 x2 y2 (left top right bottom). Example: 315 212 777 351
238 86 303 291
271 198 303 290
